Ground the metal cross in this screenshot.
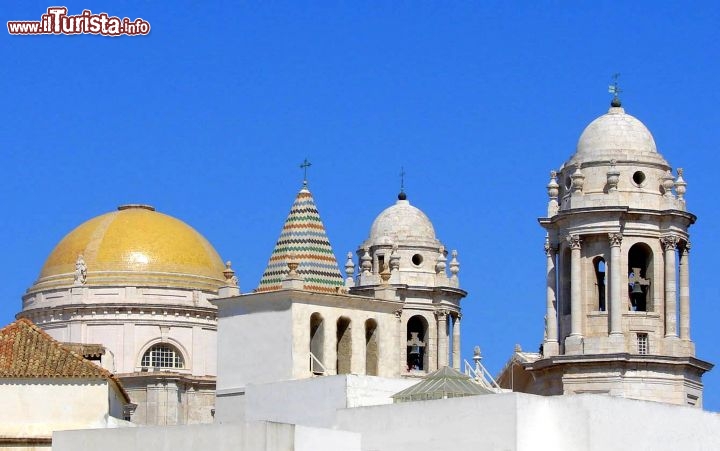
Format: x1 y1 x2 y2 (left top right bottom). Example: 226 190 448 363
608 73 622 101
400 166 406 193
300 158 312 185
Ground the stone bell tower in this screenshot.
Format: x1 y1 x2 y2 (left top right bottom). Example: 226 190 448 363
348 190 466 375
501 94 712 407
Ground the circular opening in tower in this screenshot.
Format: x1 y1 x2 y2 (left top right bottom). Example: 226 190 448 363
412 254 423 266
632 171 646 186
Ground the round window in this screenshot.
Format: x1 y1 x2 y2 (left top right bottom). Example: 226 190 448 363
632 171 646 186
412 254 423 266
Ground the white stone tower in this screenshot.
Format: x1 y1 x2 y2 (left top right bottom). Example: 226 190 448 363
350 191 466 375
500 95 712 407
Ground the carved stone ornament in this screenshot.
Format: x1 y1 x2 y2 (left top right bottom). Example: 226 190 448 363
223 261 239 287
608 233 623 247
566 234 581 249
394 308 403 320
435 309 449 319
547 170 559 199
544 235 554 256
661 235 678 251
74 254 87 286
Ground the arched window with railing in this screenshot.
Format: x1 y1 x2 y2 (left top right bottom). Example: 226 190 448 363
140 344 184 369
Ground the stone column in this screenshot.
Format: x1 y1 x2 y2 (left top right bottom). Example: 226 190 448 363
452 314 461 370
436 310 449 368
568 235 583 337
544 237 559 356
608 233 623 336
679 242 691 340
662 235 678 338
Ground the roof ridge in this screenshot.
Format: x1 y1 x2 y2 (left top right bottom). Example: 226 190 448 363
257 185 344 293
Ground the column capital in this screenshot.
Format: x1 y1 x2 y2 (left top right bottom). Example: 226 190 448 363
661 234 679 251
682 240 691 253
435 309 449 319
544 236 557 256
566 234 581 250
608 232 623 247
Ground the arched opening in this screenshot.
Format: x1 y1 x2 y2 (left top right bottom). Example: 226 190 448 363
310 313 325 374
336 317 352 374
594 257 606 311
365 319 379 376
406 315 428 372
628 243 653 311
141 343 184 369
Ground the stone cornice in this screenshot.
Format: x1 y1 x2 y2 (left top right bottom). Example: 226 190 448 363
524 353 713 374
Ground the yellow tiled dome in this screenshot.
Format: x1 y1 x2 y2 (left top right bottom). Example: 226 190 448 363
28 205 227 293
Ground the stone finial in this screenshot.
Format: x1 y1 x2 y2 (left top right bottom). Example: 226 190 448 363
547 170 560 216
435 246 447 274
570 165 585 193
344 252 355 277
662 170 675 197
547 170 559 200
223 261 239 287
361 247 372 275
344 252 355 288
514 344 522 352
449 250 460 281
74 254 87 286
674 168 687 201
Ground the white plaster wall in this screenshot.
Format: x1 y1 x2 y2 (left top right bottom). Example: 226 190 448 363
53 421 361 451
336 392 720 451
239 375 417 428
216 302 294 390
0 379 130 439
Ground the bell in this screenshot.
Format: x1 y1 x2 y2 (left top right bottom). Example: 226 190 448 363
409 345 421 356
631 283 644 296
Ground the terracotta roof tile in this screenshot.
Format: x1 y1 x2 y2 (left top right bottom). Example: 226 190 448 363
0 318 129 402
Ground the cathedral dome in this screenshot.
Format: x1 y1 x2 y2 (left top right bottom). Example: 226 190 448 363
367 196 439 247
569 106 668 167
28 204 227 294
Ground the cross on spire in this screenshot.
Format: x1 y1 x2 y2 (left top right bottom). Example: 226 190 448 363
398 166 407 200
608 73 622 107
300 158 312 186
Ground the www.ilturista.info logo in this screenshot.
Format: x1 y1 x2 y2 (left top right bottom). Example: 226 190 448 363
7 7 150 36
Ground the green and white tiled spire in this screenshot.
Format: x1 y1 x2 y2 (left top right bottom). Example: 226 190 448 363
257 184 344 293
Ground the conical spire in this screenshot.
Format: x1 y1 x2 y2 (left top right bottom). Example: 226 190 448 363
257 185 344 293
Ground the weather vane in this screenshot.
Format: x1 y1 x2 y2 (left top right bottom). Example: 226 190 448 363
300 158 312 185
608 73 622 107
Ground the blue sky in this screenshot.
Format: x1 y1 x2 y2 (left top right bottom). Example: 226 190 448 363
2 1 720 408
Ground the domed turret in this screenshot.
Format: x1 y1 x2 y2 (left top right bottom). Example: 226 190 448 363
28 204 227 294
551 104 684 214
367 196 440 248
353 192 461 290
569 106 668 167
